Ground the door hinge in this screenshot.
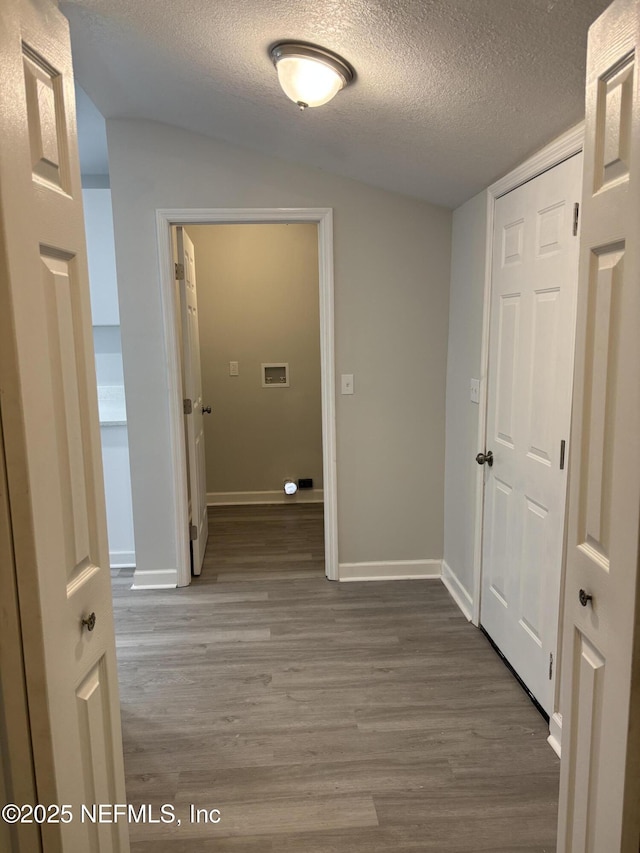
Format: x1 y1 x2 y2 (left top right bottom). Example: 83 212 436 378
175 262 185 280
560 439 566 470
183 398 192 414
549 653 554 680
572 202 580 236
190 523 198 541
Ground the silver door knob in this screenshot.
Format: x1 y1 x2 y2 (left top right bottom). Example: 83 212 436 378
202 406 212 414
81 612 97 632
579 589 593 607
476 450 494 467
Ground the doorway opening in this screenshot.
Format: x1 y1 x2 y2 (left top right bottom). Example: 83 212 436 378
156 208 338 587
173 221 326 580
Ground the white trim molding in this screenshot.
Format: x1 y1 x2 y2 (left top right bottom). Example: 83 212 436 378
207 489 324 506
490 123 585 199
441 561 473 622
131 568 178 589
155 208 339 585
548 711 562 758
109 550 136 569
338 559 442 582
472 121 585 627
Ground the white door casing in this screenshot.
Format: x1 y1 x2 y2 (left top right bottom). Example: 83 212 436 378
481 155 582 716
177 227 208 575
0 0 129 850
156 208 338 587
557 0 640 849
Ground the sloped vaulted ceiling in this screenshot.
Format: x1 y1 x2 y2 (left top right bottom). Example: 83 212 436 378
63 0 611 208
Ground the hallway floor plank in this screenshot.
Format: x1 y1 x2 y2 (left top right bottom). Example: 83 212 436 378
112 504 559 852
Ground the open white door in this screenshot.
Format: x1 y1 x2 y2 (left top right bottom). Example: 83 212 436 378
557 0 640 849
176 227 209 575
481 155 582 716
0 0 129 850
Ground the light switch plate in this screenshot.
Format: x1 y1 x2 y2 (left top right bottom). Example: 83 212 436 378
230 361 239 376
341 374 354 395
470 378 480 404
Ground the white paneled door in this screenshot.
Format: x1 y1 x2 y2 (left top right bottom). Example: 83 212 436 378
0 0 129 850
481 154 582 716
177 227 209 575
557 0 640 848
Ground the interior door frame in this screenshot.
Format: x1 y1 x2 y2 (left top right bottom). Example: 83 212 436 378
155 208 338 586
472 123 585 739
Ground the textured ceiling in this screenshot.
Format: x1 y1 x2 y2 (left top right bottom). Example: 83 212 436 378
63 0 611 209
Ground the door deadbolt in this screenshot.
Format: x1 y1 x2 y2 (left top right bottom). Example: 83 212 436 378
476 450 494 467
202 405 212 414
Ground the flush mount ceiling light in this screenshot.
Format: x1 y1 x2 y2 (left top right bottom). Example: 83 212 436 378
269 42 354 110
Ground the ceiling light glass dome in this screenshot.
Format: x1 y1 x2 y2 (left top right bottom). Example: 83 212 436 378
270 42 354 109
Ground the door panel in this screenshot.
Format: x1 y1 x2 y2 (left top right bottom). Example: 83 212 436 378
527 288 560 463
177 227 209 575
41 251 93 572
481 154 582 716
0 0 128 850
488 477 512 606
520 496 547 644
0 411 41 853
557 2 640 848
76 659 123 851
495 294 520 448
565 633 606 852
580 245 623 560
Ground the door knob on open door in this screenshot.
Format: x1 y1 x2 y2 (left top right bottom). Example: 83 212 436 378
81 612 96 632
202 405 212 414
476 450 494 467
579 589 593 607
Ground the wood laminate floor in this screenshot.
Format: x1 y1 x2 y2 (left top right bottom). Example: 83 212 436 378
112 504 559 852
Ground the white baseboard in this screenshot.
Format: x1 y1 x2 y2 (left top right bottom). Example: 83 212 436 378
109 550 136 569
441 560 474 621
547 711 562 758
131 567 178 589
207 489 324 506
338 559 442 582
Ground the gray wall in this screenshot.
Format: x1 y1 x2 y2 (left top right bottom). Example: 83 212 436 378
443 191 488 606
186 223 323 496
106 119 452 581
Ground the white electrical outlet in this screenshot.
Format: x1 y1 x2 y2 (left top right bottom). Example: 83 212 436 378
229 361 239 376
470 378 480 404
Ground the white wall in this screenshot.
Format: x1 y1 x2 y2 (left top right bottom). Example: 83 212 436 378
83 188 120 326
82 188 136 568
106 119 452 585
442 191 488 612
186 224 323 499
